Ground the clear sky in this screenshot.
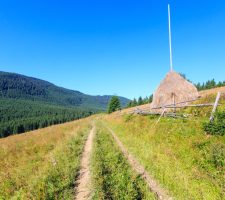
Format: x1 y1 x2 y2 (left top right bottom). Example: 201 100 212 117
0 0 225 99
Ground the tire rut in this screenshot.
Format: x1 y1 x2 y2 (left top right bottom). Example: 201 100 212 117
105 124 173 200
75 125 95 200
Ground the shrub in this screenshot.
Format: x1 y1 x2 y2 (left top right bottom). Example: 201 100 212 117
210 144 225 169
203 111 225 136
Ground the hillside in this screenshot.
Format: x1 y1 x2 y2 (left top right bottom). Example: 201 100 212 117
0 71 129 110
0 116 157 199
0 88 224 199
0 98 93 137
0 71 130 137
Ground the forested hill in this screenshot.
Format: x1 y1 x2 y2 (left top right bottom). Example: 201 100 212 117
0 71 129 110
0 71 129 137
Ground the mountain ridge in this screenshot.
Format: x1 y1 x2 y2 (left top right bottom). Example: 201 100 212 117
0 71 129 110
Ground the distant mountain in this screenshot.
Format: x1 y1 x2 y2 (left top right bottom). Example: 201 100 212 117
0 71 129 110
0 71 130 137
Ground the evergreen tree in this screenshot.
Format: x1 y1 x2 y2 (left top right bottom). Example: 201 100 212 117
194 80 223 91
132 98 137 107
195 83 201 90
149 94 153 103
126 95 153 108
107 96 121 113
138 97 143 105
0 99 95 138
218 81 223 87
143 97 148 104
126 101 132 108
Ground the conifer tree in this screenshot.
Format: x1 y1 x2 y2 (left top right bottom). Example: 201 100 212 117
107 96 121 113
138 97 143 105
132 98 137 107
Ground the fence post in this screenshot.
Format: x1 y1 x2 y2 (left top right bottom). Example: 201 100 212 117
210 92 221 122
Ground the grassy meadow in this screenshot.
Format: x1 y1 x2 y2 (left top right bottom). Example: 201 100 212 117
91 121 156 200
0 92 224 200
0 117 92 199
104 111 225 199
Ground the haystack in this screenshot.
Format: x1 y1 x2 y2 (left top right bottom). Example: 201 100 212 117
151 71 199 109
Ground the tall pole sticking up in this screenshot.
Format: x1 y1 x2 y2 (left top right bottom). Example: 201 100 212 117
168 4 173 72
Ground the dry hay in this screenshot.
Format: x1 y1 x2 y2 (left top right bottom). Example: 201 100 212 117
199 86 225 97
151 71 199 109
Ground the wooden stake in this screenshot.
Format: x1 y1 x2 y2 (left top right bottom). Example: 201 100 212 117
166 103 218 109
210 92 221 122
155 108 166 125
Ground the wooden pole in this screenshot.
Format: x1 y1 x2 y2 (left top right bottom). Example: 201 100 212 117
151 98 199 110
155 108 166 125
172 93 176 113
168 4 173 72
166 103 218 109
210 92 221 122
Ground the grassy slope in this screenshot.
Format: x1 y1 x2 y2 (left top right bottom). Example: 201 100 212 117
104 94 225 199
0 117 92 199
91 121 156 200
1 87 224 199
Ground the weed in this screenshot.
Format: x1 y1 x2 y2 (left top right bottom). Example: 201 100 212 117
210 144 225 169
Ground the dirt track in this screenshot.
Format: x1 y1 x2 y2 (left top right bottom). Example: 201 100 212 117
105 124 173 200
75 126 95 200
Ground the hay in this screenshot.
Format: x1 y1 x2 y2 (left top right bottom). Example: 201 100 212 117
151 71 199 109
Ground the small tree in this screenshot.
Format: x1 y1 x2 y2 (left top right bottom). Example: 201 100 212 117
149 94 153 103
138 97 143 105
108 96 121 113
126 101 132 108
131 98 137 107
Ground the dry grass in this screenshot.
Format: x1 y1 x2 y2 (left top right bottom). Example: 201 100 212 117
199 86 225 97
1 86 224 199
0 117 93 199
151 71 199 108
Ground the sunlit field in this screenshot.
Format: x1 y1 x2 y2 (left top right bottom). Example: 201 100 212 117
104 95 225 199
0 117 92 199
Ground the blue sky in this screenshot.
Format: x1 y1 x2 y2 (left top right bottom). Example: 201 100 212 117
0 0 225 99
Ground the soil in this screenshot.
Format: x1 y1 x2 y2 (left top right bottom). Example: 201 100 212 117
75 126 95 200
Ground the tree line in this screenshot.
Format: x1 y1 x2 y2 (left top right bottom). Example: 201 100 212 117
180 73 225 91
125 77 225 109
0 98 95 138
126 95 153 108
195 79 225 91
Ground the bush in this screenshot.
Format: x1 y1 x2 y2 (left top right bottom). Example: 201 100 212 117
211 144 225 169
203 111 225 136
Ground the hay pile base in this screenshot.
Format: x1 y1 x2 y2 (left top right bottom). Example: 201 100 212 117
151 71 199 109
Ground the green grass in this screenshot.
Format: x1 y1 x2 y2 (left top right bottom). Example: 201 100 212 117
91 121 156 200
28 128 89 199
1 91 224 200
105 114 225 200
0 118 92 199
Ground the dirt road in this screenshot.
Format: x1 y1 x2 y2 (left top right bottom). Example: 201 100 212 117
105 124 173 200
75 125 95 200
